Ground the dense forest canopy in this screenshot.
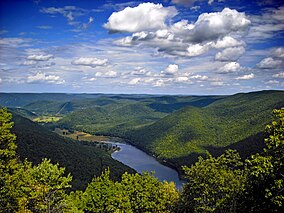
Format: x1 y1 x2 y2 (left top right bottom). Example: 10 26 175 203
1 104 283 212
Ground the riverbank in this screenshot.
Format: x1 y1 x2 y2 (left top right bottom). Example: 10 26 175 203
54 128 186 186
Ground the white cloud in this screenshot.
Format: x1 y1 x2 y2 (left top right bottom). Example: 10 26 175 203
273 47 284 58
218 62 241 73
175 76 189 82
113 7 249 58
273 72 284 78
0 37 32 47
22 60 37 66
27 72 65 84
153 79 166 87
162 64 179 75
257 57 282 69
215 46 245 61
130 67 150 76
0 78 2 83
71 57 108 67
129 78 141 85
187 8 250 43
104 3 177 33
27 54 54 61
265 80 279 84
187 43 210 56
189 75 209 80
95 70 117 78
211 36 245 49
236 73 255 80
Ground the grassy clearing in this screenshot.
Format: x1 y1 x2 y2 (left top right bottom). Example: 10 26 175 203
33 116 62 123
54 128 110 142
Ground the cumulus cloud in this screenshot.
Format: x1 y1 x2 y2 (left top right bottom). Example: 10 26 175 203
104 3 177 33
236 73 255 80
189 75 209 80
95 70 117 78
113 6 249 58
161 64 179 75
27 72 65 84
273 72 284 78
187 43 210 56
175 76 189 82
215 46 245 61
71 57 108 67
273 47 284 58
257 57 282 69
129 78 141 85
186 8 250 43
218 62 241 73
211 36 245 49
27 54 54 61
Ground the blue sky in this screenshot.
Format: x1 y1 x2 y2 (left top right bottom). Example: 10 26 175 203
0 0 283 94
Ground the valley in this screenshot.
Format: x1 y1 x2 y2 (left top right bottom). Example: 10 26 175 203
2 90 283 182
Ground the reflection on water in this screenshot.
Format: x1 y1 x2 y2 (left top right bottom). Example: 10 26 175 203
111 142 185 189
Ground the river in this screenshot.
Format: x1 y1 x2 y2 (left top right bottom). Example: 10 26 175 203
110 142 185 189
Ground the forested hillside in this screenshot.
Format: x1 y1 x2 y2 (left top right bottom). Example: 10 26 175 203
125 90 284 171
1 107 283 212
10 111 135 190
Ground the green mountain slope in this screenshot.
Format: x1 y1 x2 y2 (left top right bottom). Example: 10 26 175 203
57 103 167 136
125 90 284 170
10 112 135 190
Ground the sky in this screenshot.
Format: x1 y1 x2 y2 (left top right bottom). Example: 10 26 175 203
0 0 283 95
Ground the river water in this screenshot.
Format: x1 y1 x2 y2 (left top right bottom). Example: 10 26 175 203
111 142 185 189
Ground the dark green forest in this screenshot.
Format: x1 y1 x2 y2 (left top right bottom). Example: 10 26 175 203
1 107 283 212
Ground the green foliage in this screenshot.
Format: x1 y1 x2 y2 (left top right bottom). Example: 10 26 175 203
11 112 135 190
180 150 246 212
0 108 17 160
0 108 73 212
245 108 284 211
0 108 20 212
126 90 284 170
14 159 72 212
82 169 179 212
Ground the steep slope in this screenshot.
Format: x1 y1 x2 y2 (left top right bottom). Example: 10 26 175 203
126 90 284 170
11 112 135 190
57 103 167 136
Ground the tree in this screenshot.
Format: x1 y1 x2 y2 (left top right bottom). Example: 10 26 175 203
0 108 73 212
245 108 284 211
82 170 179 212
179 150 246 212
0 108 20 212
21 158 72 212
